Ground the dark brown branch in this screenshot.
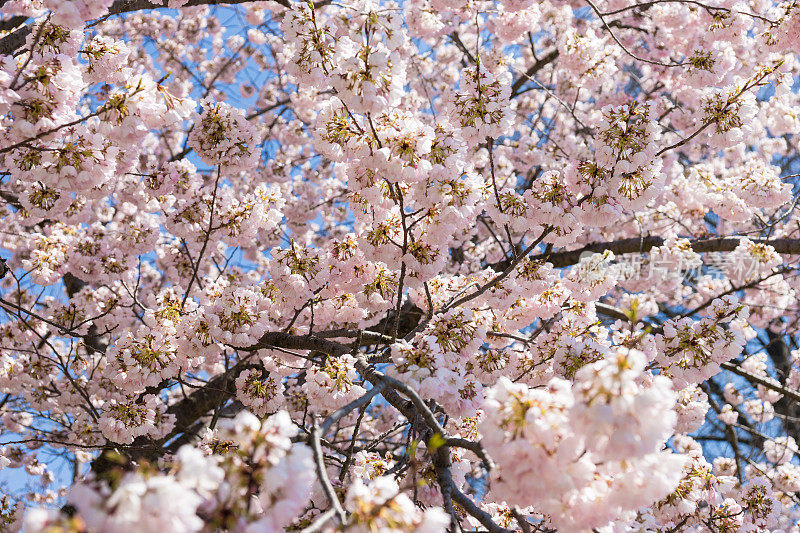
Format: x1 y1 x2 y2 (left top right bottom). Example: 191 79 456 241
510 49 559 97
240 331 351 356
763 331 800 443
0 15 26 33
538 236 800 268
720 361 800 404
351 356 512 533
91 361 257 473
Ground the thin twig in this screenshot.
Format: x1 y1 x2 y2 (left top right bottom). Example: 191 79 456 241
310 419 347 525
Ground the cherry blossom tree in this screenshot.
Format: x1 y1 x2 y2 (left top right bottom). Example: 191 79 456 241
1 0 800 531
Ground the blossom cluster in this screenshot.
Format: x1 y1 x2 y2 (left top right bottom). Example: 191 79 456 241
24 411 315 533
0 0 799 530
480 349 686 531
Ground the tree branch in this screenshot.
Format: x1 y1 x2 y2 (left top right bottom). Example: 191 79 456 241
91 361 258 473
510 49 559 97
539 236 800 268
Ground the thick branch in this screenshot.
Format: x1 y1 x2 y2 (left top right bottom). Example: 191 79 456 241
91 361 257 473
763 331 800 442
720 361 800 404
539 236 800 268
243 331 351 356
510 49 559 96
